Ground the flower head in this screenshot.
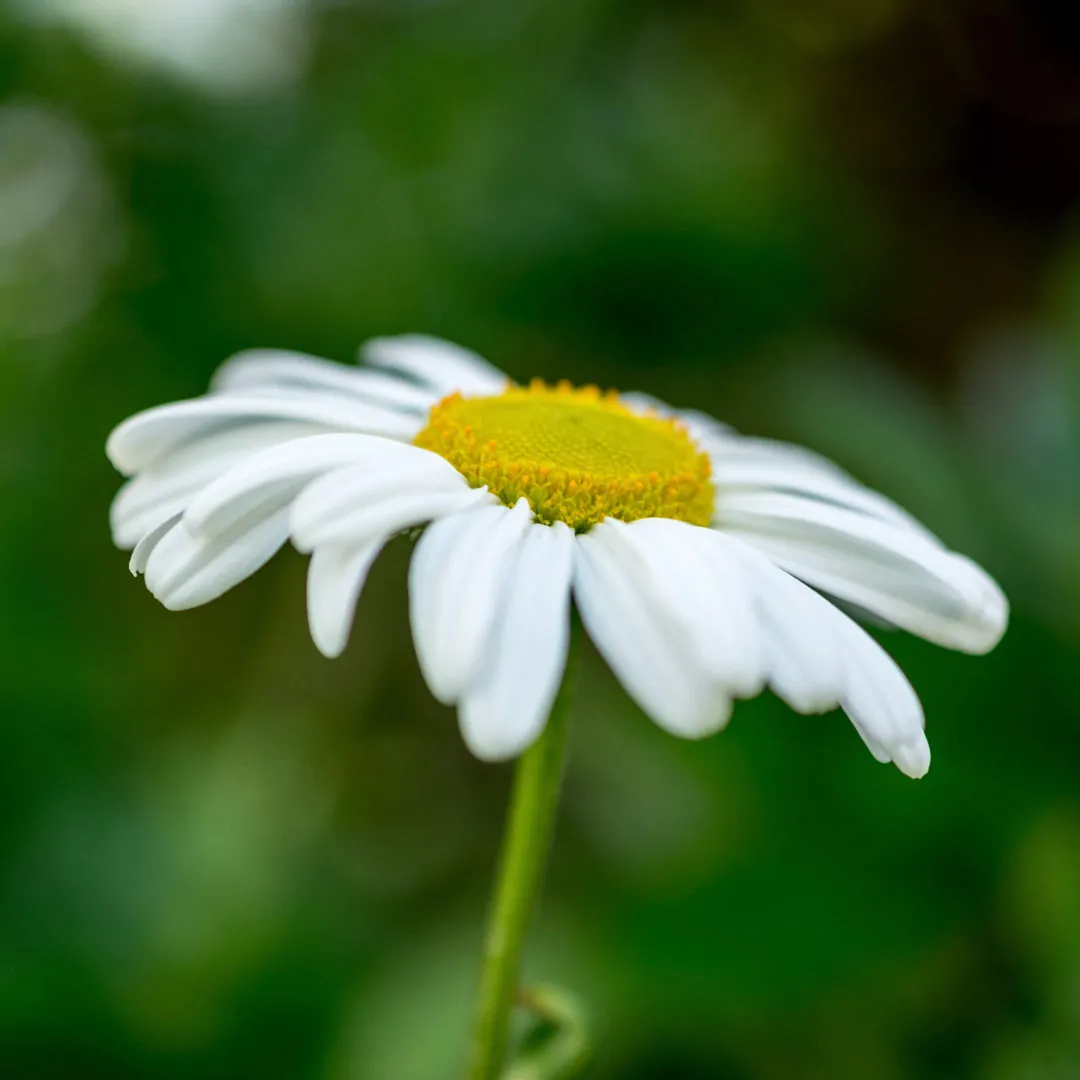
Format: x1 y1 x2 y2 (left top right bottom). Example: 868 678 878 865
107 335 1008 776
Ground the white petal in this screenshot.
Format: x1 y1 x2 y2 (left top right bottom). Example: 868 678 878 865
829 608 931 778
603 518 765 699
183 433 395 537
617 390 677 417
573 524 731 739
706 531 845 713
291 445 493 551
360 334 509 398
304 488 494 551
306 539 385 659
107 392 421 476
711 437 939 539
459 521 574 761
211 349 438 413
113 483 195 552
409 498 534 705
619 391 734 446
713 531 928 777
129 513 181 576
707 433 856 475
143 507 291 611
716 492 1008 654
110 420 326 548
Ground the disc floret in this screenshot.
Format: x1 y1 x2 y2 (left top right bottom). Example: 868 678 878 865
414 379 715 530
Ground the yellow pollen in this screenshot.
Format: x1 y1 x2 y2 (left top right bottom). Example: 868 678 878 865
413 381 715 530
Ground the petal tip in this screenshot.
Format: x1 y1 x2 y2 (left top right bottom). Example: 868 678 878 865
951 556 1010 654
105 425 134 476
312 636 346 660
458 705 543 763
893 735 931 779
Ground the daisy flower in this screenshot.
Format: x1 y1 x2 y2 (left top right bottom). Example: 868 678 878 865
107 335 1008 777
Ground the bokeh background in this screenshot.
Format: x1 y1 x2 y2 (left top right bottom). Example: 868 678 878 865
2 1 1079 1077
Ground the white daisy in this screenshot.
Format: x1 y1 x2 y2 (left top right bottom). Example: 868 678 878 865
107 335 1008 777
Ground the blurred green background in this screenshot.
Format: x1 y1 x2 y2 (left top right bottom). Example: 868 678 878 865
2 1 1079 1077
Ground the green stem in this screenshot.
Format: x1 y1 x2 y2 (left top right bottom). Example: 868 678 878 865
465 620 582 1080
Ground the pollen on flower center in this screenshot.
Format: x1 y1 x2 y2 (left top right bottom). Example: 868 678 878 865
413 379 715 530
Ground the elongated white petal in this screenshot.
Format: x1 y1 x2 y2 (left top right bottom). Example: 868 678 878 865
709 531 845 713
711 530 928 776
716 492 1008 654
710 439 938 539
291 446 492 550
143 507 292 611
129 513 181 576
290 443 464 534
603 518 764 699
114 486 195 552
306 539 385 658
617 390 678 419
707 433 856 476
360 334 508 398
183 433 395 537
829 609 930 778
303 489 494 551
212 349 438 413
620 391 734 448
107 392 421 476
111 420 327 548
409 499 534 705
459 521 574 761
574 525 731 738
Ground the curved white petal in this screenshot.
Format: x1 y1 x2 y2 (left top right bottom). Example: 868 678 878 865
459 521 574 761
603 518 765 699
618 391 734 443
306 539 385 659
211 349 438 413
707 433 856 476
409 498 534 705
183 433 396 537
678 410 736 452
617 390 679 420
110 420 327 548
706 531 846 714
573 524 731 739
291 445 493 551
114 484 196 552
142 507 292 611
107 392 421 476
129 513 181 576
710 530 928 776
360 334 509 398
303 489 494 551
716 492 1008 654
829 608 930 778
710 436 939 540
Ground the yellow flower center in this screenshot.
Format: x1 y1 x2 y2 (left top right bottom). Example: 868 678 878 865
414 379 715 531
